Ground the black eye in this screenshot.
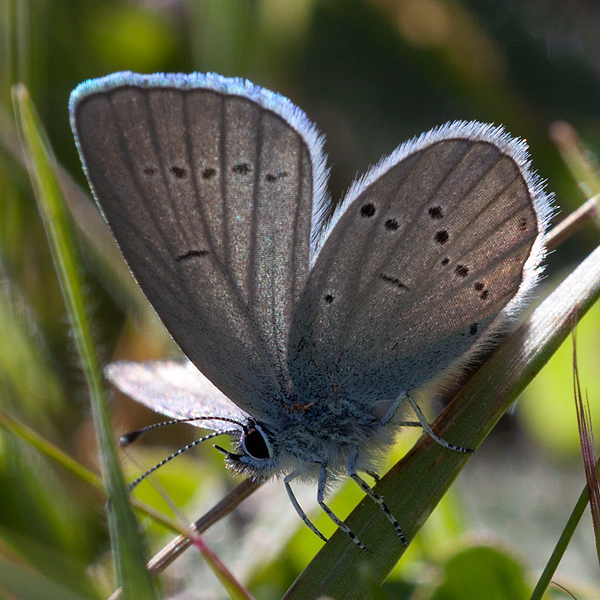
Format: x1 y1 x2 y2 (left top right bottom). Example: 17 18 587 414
242 425 271 460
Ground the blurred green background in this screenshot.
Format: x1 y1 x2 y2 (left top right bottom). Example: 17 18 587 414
1 0 600 598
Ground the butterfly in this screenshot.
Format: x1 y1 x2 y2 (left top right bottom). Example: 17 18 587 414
70 71 550 550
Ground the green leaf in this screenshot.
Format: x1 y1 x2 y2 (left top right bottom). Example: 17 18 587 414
431 546 530 600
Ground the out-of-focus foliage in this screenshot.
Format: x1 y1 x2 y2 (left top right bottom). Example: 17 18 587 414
1 0 600 598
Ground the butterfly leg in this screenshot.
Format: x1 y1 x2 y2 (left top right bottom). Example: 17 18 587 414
317 462 370 552
284 472 328 542
379 394 420 429
406 393 474 454
347 447 408 546
366 470 380 482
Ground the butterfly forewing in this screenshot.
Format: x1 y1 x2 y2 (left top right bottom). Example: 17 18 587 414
72 79 314 419
289 133 543 402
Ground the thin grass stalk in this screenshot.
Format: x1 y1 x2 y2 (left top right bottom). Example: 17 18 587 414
12 84 158 600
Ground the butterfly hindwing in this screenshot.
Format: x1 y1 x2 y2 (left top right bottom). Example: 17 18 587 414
289 124 549 403
106 360 246 433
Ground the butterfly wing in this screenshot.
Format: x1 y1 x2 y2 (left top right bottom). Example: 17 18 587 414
70 72 327 420
106 360 246 432
289 122 551 403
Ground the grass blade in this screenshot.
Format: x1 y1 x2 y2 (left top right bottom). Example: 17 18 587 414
529 329 600 600
0 556 92 600
573 332 600 562
0 409 185 534
12 83 158 600
528 471 596 600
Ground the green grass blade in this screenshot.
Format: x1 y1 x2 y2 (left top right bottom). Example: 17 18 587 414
0 271 66 423
11 83 158 600
529 481 593 600
0 556 92 600
0 410 103 490
0 409 185 534
529 334 600 599
284 242 600 599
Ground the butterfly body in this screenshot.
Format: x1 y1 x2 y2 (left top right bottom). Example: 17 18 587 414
224 389 402 482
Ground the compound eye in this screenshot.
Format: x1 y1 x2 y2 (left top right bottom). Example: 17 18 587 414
242 424 271 460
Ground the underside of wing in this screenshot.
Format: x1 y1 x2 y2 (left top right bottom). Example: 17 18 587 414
70 73 326 420
289 122 552 404
106 360 246 433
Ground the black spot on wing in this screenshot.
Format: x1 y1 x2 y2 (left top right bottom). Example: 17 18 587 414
360 203 376 217
233 163 252 174
171 166 187 179
435 230 449 244
379 273 409 290
428 206 444 219
474 281 490 300
455 264 469 277
177 249 209 262
202 167 216 179
265 171 289 182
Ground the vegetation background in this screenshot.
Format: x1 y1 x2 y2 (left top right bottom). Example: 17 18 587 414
1 0 600 598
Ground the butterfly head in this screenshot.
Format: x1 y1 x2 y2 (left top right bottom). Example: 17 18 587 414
215 419 280 479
